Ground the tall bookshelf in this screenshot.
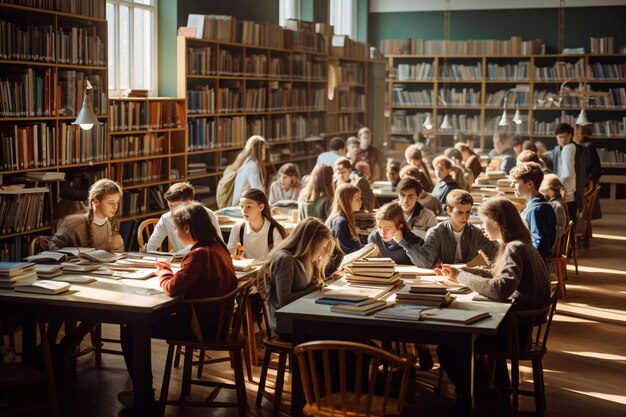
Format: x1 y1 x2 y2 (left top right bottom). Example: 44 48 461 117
177 35 331 206
0 0 108 260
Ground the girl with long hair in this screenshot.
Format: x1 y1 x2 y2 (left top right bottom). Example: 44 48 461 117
367 202 424 265
334 156 376 211
404 145 434 192
326 183 362 254
49 178 124 252
258 217 338 332
540 173 568 241
227 188 286 260
298 164 334 221
268 162 301 204
229 135 267 206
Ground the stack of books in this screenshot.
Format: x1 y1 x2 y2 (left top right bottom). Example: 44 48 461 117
496 178 514 194
345 258 400 285
0 262 37 288
316 288 390 316
394 284 454 307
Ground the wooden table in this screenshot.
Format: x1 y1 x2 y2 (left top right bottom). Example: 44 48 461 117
276 289 512 417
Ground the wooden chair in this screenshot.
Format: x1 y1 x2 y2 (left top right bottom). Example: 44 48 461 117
137 218 170 252
0 321 58 417
293 340 414 417
549 220 574 299
576 184 601 250
256 303 293 417
486 289 559 417
159 278 253 417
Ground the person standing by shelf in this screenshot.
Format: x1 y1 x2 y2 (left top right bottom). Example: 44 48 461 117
574 123 602 220
354 127 382 182
228 135 268 207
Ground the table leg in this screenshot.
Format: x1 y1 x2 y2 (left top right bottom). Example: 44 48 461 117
131 322 154 417
290 319 305 417
245 301 258 366
455 333 476 417
21 319 37 364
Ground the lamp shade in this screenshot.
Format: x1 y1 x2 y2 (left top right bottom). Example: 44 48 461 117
498 109 510 126
439 114 452 130
513 108 523 125
575 108 591 126
423 114 433 130
72 80 102 130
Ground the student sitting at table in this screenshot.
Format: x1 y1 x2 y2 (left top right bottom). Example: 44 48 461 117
444 147 474 191
227 188 286 260
437 197 551 391
455 142 483 180
396 177 437 239
228 135 268 206
431 155 460 210
326 183 363 254
334 157 376 211
259 217 339 333
386 159 401 189
415 190 498 268
510 162 556 262
368 202 424 265
540 173 568 241
118 201 237 408
146 182 222 253
298 164 335 221
399 165 442 215
268 162 302 205
402 144 434 192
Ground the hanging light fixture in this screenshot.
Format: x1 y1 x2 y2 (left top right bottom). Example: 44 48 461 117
498 93 511 126
513 108 523 125
72 79 102 130
423 113 433 130
575 108 591 126
440 114 452 130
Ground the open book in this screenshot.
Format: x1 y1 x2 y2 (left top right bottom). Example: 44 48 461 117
77 250 124 264
338 243 378 271
14 280 70 295
25 251 67 263
232 258 261 272
466 250 490 268
420 308 491 325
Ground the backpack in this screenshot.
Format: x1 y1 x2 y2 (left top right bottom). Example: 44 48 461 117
216 166 237 208
239 221 275 250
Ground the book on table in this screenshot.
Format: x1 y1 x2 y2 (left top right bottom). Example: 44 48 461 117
35 264 63 278
232 258 261 271
420 308 491 324
338 243 378 271
113 269 156 280
54 247 95 257
408 282 449 294
345 272 402 286
25 251 67 263
77 250 124 263
0 262 36 277
330 300 389 316
60 261 101 273
375 305 427 321
0 270 38 288
14 280 71 295
51 275 97 284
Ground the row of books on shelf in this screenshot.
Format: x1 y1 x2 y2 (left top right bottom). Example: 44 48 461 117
327 114 352 133
109 100 183 131
439 63 483 81
380 36 545 56
0 123 55 170
58 123 105 164
58 71 106 116
487 62 530 81
110 133 166 159
589 63 626 80
0 68 56 117
330 35 369 60
0 0 106 19
110 160 166 186
534 59 584 81
120 188 147 217
590 36 614 54
597 148 626 165
339 62 366 84
0 187 49 234
533 116 626 137
485 90 529 107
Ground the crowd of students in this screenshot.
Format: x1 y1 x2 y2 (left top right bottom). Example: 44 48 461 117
42 121 600 408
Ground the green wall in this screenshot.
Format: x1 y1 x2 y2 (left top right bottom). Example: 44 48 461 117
158 0 178 97
368 6 626 54
176 0 279 27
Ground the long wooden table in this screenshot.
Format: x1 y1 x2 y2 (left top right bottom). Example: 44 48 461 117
276 288 512 417
0 269 257 417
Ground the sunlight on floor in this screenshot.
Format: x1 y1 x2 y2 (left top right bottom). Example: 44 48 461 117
557 303 626 324
592 233 626 242
563 389 626 406
561 351 626 362
566 265 626 276
552 315 597 324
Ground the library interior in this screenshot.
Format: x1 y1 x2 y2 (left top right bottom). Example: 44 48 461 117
0 1 625 417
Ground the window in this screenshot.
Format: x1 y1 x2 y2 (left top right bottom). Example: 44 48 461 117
330 0 356 39
279 0 300 27
107 0 158 96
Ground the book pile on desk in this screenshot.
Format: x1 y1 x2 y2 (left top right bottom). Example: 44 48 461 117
316 287 391 316
345 257 401 285
394 283 454 307
0 262 37 288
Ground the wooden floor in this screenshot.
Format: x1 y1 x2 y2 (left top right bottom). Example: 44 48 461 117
10 214 626 417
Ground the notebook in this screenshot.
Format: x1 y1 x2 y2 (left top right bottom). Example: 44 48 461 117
330 300 389 316
420 308 491 325
14 280 71 295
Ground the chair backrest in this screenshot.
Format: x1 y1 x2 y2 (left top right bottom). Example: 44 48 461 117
509 288 559 357
293 340 413 417
585 184 601 218
552 220 574 259
29 235 51 256
137 218 171 252
183 278 254 343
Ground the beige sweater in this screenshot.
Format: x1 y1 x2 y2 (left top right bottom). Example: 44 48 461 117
48 213 124 252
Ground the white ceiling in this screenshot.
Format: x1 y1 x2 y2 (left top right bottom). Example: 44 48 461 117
370 0 626 13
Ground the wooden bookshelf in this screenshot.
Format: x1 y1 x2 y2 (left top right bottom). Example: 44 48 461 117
0 0 108 260
385 53 626 153
326 56 368 140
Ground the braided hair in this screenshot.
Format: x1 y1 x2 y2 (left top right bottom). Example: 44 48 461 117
86 179 123 248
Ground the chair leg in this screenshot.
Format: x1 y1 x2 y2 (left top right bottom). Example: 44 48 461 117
91 324 102 366
436 366 445 397
272 351 288 417
173 344 182 367
245 302 259 366
39 322 59 417
573 239 579 275
256 347 273 406
196 348 205 378
181 348 193 399
159 344 176 406
557 261 567 299
511 358 519 417
232 348 248 417
243 347 253 382
532 358 545 417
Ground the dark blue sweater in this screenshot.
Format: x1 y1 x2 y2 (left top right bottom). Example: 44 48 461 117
326 215 362 254
367 229 424 265
522 194 556 258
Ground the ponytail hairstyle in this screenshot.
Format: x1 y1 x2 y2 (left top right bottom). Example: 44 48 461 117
257 217 336 300
540 173 567 203
241 188 287 239
171 201 226 250
404 145 434 189
228 135 267 184
375 202 410 238
477 197 531 277
299 164 335 207
329 183 361 238
86 179 123 248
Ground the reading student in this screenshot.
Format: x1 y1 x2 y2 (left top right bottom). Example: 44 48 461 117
403 144 434 192
229 135 267 206
326 183 363 254
298 164 335 221
268 163 301 204
146 182 222 253
118 202 237 408
258 217 338 333
49 178 124 252
334 156 376 211
416 190 498 268
396 176 437 239
437 197 550 390
227 188 286 260
368 202 424 266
